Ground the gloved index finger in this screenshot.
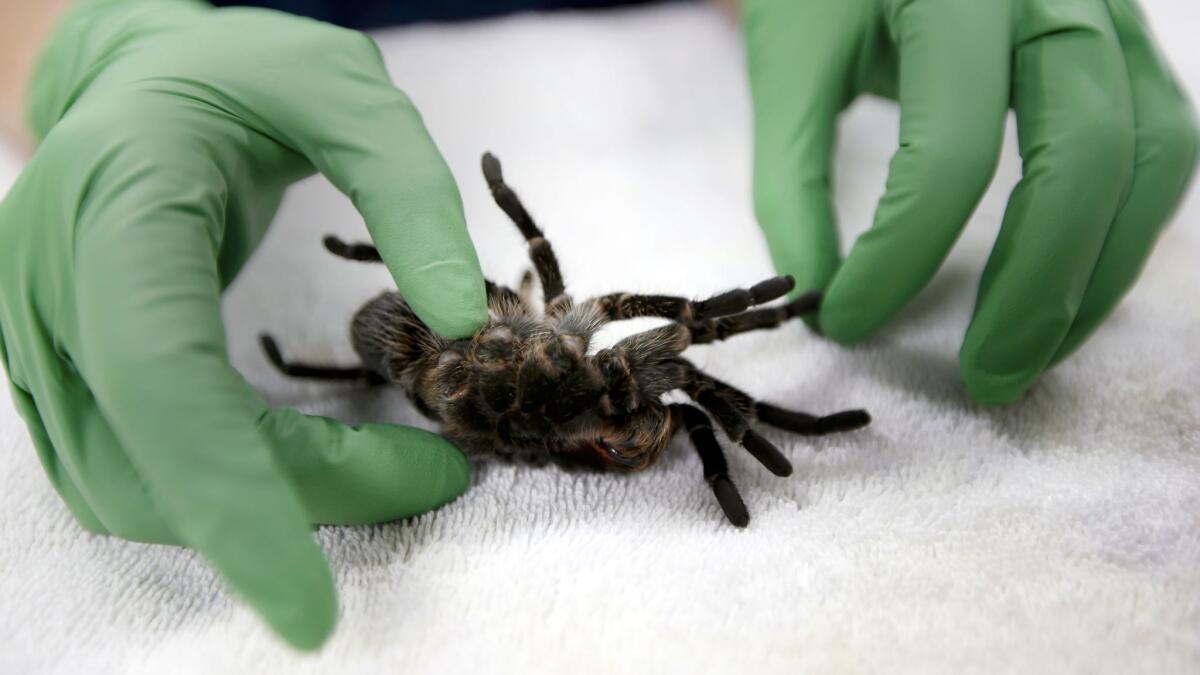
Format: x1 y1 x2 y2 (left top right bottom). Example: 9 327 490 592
69 168 337 649
211 21 489 339
743 0 871 295
328 90 489 340
818 0 1010 343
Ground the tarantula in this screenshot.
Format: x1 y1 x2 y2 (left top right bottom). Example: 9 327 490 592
260 153 870 526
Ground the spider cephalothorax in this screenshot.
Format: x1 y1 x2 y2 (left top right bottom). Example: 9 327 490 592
261 153 870 526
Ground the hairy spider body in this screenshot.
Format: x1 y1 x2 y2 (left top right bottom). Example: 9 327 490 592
261 153 870 526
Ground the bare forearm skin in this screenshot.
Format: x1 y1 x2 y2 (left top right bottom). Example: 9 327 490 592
1 0 73 151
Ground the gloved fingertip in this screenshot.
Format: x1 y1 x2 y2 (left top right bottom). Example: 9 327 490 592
959 310 1069 405
959 359 1037 406
800 314 823 335
270 584 337 652
400 259 489 340
817 304 876 344
237 543 337 652
366 424 472 512
434 440 472 503
437 304 491 342
1045 321 1096 370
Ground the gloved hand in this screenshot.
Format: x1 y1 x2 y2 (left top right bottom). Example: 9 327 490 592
0 0 488 650
744 0 1198 404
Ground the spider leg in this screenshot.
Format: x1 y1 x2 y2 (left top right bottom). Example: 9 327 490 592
259 334 383 383
754 402 872 436
678 360 793 477
588 275 795 324
518 269 535 305
481 153 569 311
323 235 383 263
485 278 535 316
670 403 749 527
485 279 521 306
680 357 869 449
594 324 692 414
687 290 822 344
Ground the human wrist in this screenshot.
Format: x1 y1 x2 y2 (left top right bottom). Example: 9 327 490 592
0 0 73 150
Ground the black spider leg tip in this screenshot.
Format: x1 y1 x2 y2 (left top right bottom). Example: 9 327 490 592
691 388 794 478
675 404 749 527
481 152 568 309
787 289 823 316
260 333 288 372
679 363 795 477
258 333 377 381
711 477 749 528
755 402 872 436
481 152 543 240
739 429 794 477
323 235 383 263
481 151 503 185
692 275 796 320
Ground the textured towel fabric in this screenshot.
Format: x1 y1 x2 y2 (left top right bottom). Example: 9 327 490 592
2 3 1199 673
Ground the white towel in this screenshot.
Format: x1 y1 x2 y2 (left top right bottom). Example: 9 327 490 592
2 3 1198 673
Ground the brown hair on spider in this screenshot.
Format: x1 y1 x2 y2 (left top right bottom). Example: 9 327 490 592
260 152 870 526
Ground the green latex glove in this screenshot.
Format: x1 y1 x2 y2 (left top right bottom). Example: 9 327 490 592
744 0 1198 404
0 0 488 651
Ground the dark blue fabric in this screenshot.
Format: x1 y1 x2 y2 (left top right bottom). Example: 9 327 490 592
209 0 669 28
